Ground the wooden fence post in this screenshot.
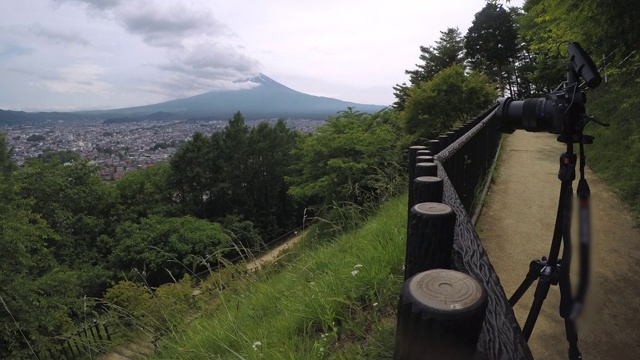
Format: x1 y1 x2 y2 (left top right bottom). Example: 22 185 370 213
446 131 457 144
437 134 450 149
416 150 432 157
428 140 441 155
104 322 112 342
94 320 103 341
415 155 434 164
403 202 456 280
413 176 443 205
408 146 428 212
415 162 437 178
394 269 487 360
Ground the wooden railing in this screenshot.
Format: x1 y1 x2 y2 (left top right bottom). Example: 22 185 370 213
395 106 533 360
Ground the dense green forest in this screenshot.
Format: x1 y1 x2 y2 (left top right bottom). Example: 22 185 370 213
1 0 639 358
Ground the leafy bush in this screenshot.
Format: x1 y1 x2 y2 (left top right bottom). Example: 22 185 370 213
401 64 496 144
109 216 232 286
287 108 404 210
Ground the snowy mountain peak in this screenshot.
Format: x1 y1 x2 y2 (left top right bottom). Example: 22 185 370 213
247 73 289 87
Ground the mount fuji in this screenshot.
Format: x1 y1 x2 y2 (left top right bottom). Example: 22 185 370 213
85 74 387 122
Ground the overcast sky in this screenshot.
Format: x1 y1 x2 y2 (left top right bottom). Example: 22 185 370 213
1 0 523 112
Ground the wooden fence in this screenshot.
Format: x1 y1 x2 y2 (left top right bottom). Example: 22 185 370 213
395 106 533 359
40 320 119 359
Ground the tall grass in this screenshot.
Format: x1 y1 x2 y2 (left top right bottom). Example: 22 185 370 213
152 195 408 359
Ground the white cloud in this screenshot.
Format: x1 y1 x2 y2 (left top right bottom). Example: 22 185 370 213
30 23 90 47
115 1 230 48
37 63 112 94
1 0 527 110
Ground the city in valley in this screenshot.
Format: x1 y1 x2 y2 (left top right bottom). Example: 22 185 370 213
2 118 321 181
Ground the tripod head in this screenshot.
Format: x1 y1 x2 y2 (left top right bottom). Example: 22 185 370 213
496 42 609 141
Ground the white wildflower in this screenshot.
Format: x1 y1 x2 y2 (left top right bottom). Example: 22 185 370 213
252 341 262 350
351 269 360 276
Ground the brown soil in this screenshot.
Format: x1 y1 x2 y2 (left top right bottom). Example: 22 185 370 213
476 131 640 359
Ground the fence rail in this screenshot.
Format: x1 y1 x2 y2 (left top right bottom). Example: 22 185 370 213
395 106 533 360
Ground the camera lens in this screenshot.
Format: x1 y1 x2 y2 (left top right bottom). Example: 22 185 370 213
497 97 557 133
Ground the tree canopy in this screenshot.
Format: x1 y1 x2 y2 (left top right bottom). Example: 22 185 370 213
400 64 496 143
394 28 465 110
464 2 519 93
287 109 403 209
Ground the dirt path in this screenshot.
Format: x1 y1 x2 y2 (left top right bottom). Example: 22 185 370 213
246 232 304 272
476 131 640 359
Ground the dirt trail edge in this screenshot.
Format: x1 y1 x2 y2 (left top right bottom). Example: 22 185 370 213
476 131 640 359
246 233 304 272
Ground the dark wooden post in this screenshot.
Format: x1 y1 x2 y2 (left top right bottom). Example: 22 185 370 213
415 155 434 163
452 127 464 140
416 150 432 157
437 134 450 150
408 146 427 210
446 131 457 144
413 176 443 205
403 202 456 280
94 320 103 341
415 162 437 178
65 340 75 358
104 322 112 341
73 336 81 356
428 140 440 155
394 269 488 360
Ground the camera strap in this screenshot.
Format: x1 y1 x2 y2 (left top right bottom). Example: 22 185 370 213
571 140 591 319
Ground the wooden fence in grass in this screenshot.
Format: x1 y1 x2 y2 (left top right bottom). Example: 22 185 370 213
41 320 119 360
394 106 533 360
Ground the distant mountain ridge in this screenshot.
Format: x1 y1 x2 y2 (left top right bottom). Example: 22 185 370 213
0 74 386 125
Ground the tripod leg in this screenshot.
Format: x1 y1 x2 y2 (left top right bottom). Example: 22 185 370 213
521 273 552 341
558 266 582 359
509 260 544 306
563 317 582 360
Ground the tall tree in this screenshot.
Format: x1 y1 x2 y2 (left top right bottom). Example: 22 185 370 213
464 2 519 94
518 0 640 86
394 27 465 110
170 131 220 218
220 112 251 211
406 27 465 86
244 120 298 238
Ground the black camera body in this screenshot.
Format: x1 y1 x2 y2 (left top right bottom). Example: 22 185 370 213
496 42 604 138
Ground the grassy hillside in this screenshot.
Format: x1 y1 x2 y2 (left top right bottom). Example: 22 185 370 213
583 76 640 225
153 195 408 359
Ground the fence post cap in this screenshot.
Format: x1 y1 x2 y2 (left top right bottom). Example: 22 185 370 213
415 155 434 163
414 176 442 184
413 202 451 216
405 269 485 320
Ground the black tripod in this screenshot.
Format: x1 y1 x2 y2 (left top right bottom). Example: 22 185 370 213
509 134 593 360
